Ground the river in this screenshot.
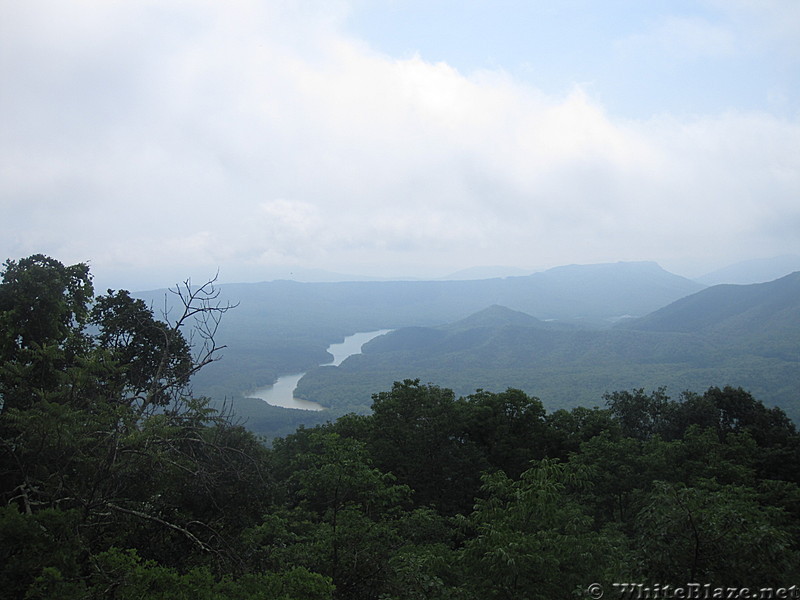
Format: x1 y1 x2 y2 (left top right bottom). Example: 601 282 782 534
248 329 392 410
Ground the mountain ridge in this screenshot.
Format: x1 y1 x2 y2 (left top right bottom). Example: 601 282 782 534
294 272 800 421
696 255 800 286
621 271 800 333
136 260 709 420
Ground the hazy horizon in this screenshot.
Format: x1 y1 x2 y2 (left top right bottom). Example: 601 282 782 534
96 254 800 295
2 2 799 292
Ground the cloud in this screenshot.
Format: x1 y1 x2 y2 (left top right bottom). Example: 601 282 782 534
1 1 798 288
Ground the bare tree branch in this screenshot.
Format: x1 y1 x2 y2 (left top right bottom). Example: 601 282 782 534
167 273 238 372
107 502 215 554
143 274 238 410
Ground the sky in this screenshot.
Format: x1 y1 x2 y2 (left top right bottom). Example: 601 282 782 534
1 0 799 290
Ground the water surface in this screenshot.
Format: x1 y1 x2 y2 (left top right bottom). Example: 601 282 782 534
249 329 391 410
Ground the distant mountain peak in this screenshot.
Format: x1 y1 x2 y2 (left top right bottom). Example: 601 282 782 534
542 260 667 276
443 305 545 331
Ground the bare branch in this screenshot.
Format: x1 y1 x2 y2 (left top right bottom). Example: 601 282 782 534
166 273 238 371
107 502 215 554
143 273 238 410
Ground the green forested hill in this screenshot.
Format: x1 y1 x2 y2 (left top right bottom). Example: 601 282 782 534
4 255 800 598
621 271 800 333
439 304 555 331
621 271 800 361
295 275 800 421
168 261 702 400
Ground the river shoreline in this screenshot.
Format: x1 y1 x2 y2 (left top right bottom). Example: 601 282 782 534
248 329 392 410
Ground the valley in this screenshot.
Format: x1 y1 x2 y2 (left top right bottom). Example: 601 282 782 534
162 262 800 440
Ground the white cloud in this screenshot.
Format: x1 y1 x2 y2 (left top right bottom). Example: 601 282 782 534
0 1 798 288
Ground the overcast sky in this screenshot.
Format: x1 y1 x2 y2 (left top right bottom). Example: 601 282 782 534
2 1 799 290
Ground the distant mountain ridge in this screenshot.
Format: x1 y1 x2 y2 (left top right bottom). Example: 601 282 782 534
494 261 704 323
622 271 800 335
696 255 800 285
140 260 704 407
295 272 800 421
621 271 800 363
615 273 800 369
439 266 535 280
200 260 704 331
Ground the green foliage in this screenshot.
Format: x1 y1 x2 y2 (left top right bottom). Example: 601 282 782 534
0 254 94 412
368 380 487 515
286 274 800 424
18 545 334 600
268 432 411 599
0 256 280 598
0 506 84 599
0 254 93 356
605 387 672 440
2 254 800 599
91 289 193 406
635 480 799 584
461 388 547 477
457 459 631 599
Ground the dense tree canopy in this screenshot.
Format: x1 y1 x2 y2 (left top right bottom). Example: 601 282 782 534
2 255 799 599
0 256 329 598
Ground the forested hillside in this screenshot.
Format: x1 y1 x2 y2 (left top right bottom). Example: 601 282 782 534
296 275 800 422
175 261 701 397
622 271 800 359
2 256 800 598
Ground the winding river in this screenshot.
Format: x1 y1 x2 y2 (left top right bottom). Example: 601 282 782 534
248 329 391 410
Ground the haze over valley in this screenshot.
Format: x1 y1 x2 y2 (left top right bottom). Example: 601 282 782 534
4 2 800 594
155 258 800 439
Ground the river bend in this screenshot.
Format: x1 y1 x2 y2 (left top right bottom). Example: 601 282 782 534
248 329 391 410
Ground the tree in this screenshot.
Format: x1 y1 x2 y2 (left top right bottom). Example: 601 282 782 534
635 480 799 584
91 276 235 412
570 432 671 526
0 255 278 597
462 388 547 477
0 254 93 412
604 387 672 440
457 459 630 599
90 289 192 408
367 380 485 515
542 405 619 458
666 387 800 482
0 254 93 356
251 432 410 600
